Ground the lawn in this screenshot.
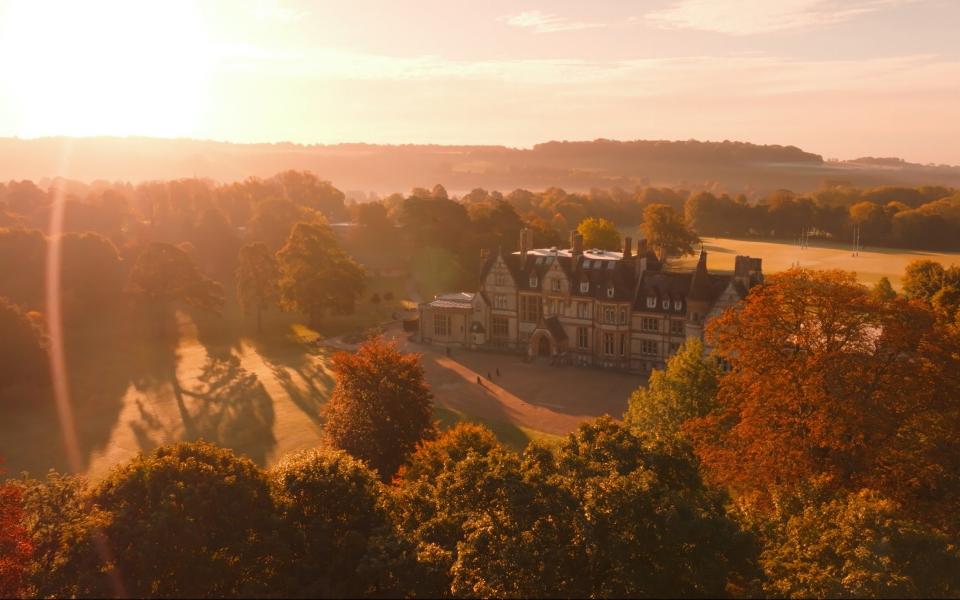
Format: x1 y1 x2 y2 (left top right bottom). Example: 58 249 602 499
624 232 960 289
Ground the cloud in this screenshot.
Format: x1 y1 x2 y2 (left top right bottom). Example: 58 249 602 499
222 45 960 101
500 10 604 33
646 0 912 35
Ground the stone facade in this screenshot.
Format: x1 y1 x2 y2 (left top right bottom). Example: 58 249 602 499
418 229 763 373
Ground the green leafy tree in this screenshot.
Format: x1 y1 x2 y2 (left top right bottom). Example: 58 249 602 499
16 472 93 598
642 203 699 259
70 442 281 597
126 242 224 333
248 197 321 251
902 259 947 301
0 297 48 394
762 489 960 599
270 447 416 597
624 338 721 444
276 222 365 327
871 276 897 301
545 418 759 598
59 232 123 318
576 216 621 251
324 338 435 481
236 242 279 333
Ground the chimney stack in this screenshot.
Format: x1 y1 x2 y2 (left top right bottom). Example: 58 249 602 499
623 236 632 259
519 228 529 261
571 231 583 256
637 238 648 257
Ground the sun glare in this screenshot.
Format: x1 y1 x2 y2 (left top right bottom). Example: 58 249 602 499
0 0 212 138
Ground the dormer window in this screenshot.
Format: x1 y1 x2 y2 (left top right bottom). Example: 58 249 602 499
646 296 657 308
674 300 682 311
607 287 615 298
580 282 589 293
529 276 538 288
662 299 669 309
551 279 561 292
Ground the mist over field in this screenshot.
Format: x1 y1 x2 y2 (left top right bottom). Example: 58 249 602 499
4 136 960 195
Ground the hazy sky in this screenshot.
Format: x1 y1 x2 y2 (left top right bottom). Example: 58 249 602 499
1 0 959 163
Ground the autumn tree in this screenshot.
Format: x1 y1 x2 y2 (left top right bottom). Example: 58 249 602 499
65 442 281 597
270 447 417 597
642 203 699 259
576 216 621 251
0 297 48 394
762 490 960 599
0 471 31 598
324 338 434 481
236 242 279 332
126 242 224 332
276 222 365 327
901 259 950 301
689 268 960 531
624 337 721 444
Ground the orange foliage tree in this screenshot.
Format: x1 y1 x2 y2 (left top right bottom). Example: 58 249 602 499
0 469 32 598
687 269 960 530
324 338 435 481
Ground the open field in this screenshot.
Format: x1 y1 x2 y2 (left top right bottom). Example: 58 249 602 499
665 236 960 289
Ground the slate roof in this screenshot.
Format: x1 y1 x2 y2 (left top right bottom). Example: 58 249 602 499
478 246 758 315
427 292 475 309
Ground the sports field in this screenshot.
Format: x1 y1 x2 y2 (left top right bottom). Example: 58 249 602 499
669 237 960 289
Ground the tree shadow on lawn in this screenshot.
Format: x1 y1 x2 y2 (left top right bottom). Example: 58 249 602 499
167 354 276 465
0 307 179 476
251 332 333 425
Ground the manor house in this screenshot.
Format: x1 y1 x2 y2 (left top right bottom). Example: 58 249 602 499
417 229 763 372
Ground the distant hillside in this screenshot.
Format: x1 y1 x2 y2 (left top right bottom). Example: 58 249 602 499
2 136 959 196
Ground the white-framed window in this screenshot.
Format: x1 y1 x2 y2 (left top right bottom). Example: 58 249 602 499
492 316 509 338
646 296 657 308
577 327 589 349
662 299 670 309
619 307 627 324
607 287 615 298
641 339 658 356
603 306 616 323
580 281 589 293
434 314 450 337
674 300 682 311
620 333 628 356
551 278 561 292
670 319 684 335
529 276 538 288
494 272 506 287
603 332 615 355
548 299 557 315
577 302 589 318
642 317 659 332
494 294 508 309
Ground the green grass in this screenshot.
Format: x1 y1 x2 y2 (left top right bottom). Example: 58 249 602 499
433 406 565 452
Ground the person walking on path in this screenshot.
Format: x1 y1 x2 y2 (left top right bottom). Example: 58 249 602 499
476 375 482 385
